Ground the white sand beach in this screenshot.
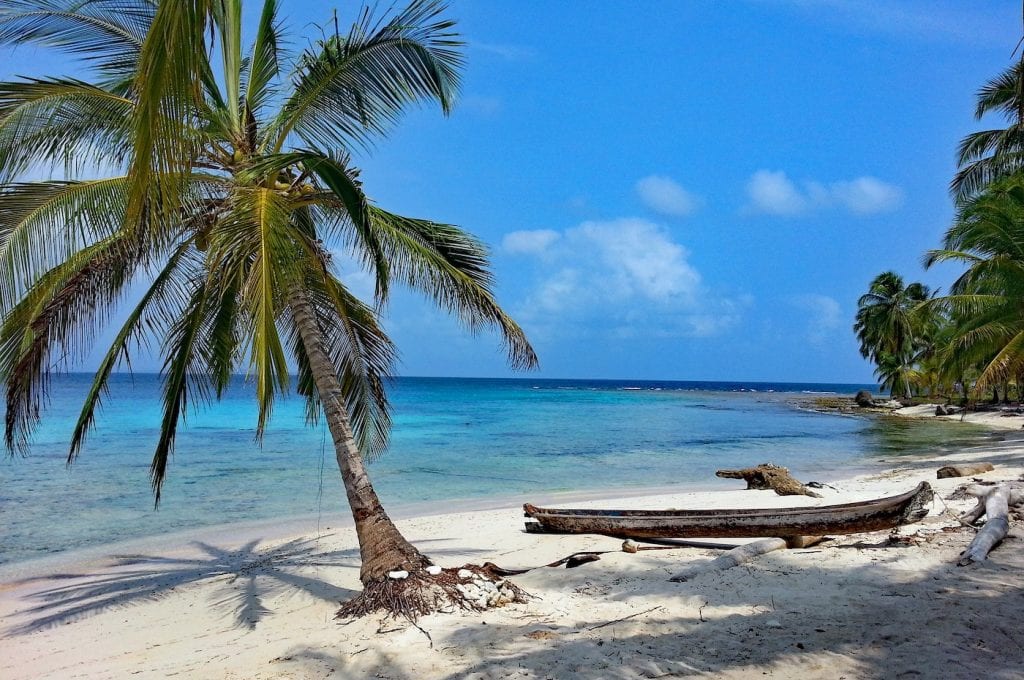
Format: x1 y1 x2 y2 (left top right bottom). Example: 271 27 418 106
894 403 1024 432
1 437 1022 680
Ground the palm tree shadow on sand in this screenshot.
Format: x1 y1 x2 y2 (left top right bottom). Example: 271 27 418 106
5 536 361 635
5 536 489 636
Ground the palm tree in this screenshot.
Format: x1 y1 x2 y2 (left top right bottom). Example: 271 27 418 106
926 177 1024 395
0 0 536 618
853 271 934 398
952 59 1024 202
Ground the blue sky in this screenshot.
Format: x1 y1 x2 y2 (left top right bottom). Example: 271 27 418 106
4 1 1020 383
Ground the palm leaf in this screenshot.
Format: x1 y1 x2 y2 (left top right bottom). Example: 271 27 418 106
0 1 154 83
0 78 134 180
1 234 139 454
271 0 462 152
69 239 200 462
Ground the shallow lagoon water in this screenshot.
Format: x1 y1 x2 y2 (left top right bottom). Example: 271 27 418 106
0 375 993 565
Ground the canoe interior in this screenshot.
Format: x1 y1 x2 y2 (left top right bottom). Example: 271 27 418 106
522 482 934 539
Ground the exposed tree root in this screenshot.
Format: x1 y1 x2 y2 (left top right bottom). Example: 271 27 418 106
716 463 823 498
336 564 529 622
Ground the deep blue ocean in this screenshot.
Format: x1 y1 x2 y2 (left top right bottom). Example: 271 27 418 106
0 375 993 566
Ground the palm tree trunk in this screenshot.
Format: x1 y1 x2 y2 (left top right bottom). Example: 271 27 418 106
288 290 430 584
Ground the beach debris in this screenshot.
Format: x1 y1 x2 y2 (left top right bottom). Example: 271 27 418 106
669 537 788 582
425 565 443 576
387 570 409 580
784 535 824 549
622 539 639 553
935 404 961 416
957 482 1024 565
716 463 824 498
937 463 995 479
453 568 521 608
623 536 743 550
564 553 601 569
586 605 663 631
337 563 529 621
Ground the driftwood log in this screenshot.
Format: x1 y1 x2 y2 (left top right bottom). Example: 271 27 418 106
957 483 1024 565
716 463 823 498
937 463 995 479
668 538 787 582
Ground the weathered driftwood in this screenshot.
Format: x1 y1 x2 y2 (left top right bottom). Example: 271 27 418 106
959 485 1013 565
958 483 1024 526
937 463 995 479
716 463 823 498
523 483 933 539
785 535 824 548
622 538 740 553
668 538 787 582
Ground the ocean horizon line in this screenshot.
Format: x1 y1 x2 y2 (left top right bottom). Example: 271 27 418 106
68 372 880 389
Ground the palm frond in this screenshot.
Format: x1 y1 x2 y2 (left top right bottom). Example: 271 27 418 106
206 187 294 435
363 207 537 370
0 78 134 180
1 234 139 454
271 0 462 151
0 177 129 314
70 239 200 462
0 0 154 83
243 0 282 124
152 272 214 504
126 0 212 235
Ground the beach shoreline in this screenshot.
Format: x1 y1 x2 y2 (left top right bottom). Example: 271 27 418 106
2 426 1022 679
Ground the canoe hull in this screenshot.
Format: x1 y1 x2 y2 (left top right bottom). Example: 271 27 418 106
523 482 933 539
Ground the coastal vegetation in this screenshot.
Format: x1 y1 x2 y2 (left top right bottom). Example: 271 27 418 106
0 0 535 617
856 56 1024 403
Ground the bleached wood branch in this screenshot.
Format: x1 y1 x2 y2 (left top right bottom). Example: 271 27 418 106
958 485 1016 566
668 538 787 582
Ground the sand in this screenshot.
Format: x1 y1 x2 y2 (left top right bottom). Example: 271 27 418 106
893 403 1024 431
1 436 1023 679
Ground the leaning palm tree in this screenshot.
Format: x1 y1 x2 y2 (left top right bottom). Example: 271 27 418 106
926 177 1024 395
853 271 933 398
0 0 536 618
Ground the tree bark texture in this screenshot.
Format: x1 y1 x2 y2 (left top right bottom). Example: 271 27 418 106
289 291 430 583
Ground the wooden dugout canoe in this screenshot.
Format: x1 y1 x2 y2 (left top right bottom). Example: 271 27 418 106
523 482 933 539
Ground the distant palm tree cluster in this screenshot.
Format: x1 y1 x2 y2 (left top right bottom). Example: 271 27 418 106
856 58 1024 402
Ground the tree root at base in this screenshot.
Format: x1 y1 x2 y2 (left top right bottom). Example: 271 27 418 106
336 564 529 621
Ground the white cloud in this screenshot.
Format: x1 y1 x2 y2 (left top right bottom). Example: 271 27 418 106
510 218 744 339
635 175 700 217
829 176 904 214
746 170 808 216
502 229 561 256
745 170 902 216
790 294 842 344
570 219 700 302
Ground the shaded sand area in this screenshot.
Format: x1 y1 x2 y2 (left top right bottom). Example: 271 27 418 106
2 439 1023 679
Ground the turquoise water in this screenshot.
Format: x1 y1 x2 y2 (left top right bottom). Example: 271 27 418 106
0 375 993 565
